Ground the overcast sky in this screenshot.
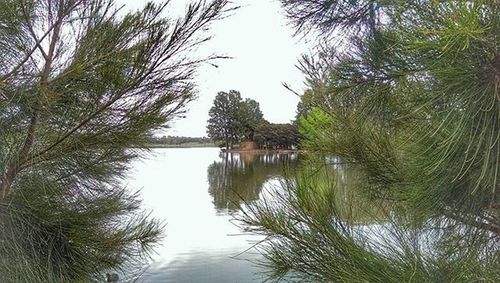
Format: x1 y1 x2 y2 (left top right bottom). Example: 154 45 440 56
120 0 311 137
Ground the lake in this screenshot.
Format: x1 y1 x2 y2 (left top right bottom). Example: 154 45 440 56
127 148 299 282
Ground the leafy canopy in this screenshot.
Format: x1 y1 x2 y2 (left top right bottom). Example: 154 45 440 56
206 90 264 148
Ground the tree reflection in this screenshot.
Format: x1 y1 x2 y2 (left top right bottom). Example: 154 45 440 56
207 152 299 212
207 152 389 223
298 157 392 225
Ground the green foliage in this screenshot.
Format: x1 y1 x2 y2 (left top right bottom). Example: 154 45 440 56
254 122 299 150
240 159 499 282
206 90 265 148
0 174 162 282
279 0 381 36
241 0 500 281
239 98 265 140
207 90 244 148
297 107 333 150
0 0 231 280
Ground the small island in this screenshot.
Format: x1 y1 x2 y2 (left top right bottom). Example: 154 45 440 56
206 90 300 153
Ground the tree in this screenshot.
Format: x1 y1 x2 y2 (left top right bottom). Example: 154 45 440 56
254 122 299 150
238 98 264 140
240 1 500 282
0 0 231 281
206 90 265 148
207 90 242 148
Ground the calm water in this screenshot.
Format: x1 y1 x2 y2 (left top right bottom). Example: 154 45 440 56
127 148 298 282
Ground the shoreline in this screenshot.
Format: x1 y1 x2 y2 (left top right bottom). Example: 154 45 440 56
143 145 300 154
145 143 217 148
224 148 299 154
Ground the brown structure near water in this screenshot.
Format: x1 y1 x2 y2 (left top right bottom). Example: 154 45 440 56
224 141 298 154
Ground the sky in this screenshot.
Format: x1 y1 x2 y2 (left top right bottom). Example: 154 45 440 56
120 0 311 137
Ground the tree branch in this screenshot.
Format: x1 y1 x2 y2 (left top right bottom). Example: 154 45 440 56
0 0 68 199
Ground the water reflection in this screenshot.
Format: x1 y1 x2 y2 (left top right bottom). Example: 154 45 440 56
128 148 299 282
207 152 299 212
142 251 263 283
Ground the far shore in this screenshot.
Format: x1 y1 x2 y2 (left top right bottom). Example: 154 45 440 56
146 143 217 148
146 144 300 154
224 148 299 154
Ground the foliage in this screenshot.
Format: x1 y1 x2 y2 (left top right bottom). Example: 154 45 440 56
297 107 333 150
207 90 243 148
254 122 299 150
0 175 162 282
206 90 265 148
240 159 499 282
0 0 231 281
239 98 264 140
279 0 380 36
240 0 500 282
147 135 214 147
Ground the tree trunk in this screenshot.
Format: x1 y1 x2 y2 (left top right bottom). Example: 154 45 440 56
0 113 38 199
0 1 65 200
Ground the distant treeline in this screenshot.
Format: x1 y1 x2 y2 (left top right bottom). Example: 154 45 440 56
147 136 214 146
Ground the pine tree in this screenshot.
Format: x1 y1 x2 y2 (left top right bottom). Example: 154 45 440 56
240 1 499 281
0 0 231 281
